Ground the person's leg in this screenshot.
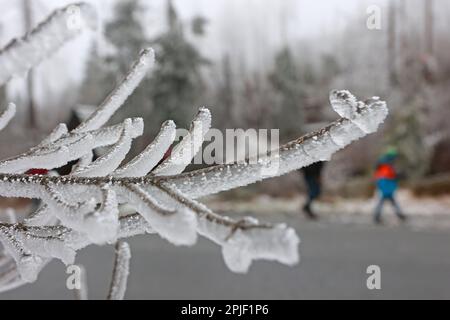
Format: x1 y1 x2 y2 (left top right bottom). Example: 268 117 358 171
303 177 318 219
374 196 385 223
388 197 407 221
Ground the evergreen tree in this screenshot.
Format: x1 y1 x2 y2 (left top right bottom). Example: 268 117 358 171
386 101 427 179
103 0 151 138
79 44 116 108
148 0 208 128
269 47 304 136
215 55 235 128
105 0 149 75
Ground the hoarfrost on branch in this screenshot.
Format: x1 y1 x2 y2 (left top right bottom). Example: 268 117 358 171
0 2 388 298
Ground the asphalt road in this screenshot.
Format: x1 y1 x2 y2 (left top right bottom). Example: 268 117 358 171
2 215 450 299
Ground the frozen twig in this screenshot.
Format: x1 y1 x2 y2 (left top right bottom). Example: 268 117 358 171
73 48 155 133
0 2 97 86
0 2 388 297
107 241 131 300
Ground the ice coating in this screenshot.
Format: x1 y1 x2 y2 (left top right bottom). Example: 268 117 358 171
0 118 142 174
80 185 119 244
73 48 155 133
0 88 387 289
24 204 56 226
0 224 71 282
73 119 138 177
0 12 388 294
107 241 131 300
221 223 299 273
0 2 97 86
158 184 300 272
116 183 198 246
154 108 211 176
36 124 68 148
161 91 388 199
115 120 176 177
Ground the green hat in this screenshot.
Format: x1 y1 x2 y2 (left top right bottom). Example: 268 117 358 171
384 146 398 157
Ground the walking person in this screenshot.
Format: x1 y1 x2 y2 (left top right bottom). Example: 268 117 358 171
373 147 407 224
300 161 324 220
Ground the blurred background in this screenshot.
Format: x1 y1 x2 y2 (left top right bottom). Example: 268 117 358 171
1 0 450 299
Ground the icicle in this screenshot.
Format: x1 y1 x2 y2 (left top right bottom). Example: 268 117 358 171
107 241 131 300
0 3 97 86
0 103 16 132
114 120 176 177
73 48 155 133
154 108 211 176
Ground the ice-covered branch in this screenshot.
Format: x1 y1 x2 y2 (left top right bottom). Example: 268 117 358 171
114 120 176 177
160 91 388 198
36 124 68 148
153 107 211 176
154 182 300 273
0 0 389 295
0 118 142 173
73 119 139 177
73 48 155 133
0 2 97 86
107 241 131 300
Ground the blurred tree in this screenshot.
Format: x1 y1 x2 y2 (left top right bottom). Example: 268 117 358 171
387 0 398 87
80 0 151 155
148 0 208 128
22 0 37 128
191 16 208 36
386 102 428 179
103 0 151 132
79 44 116 108
424 0 434 56
241 72 273 129
215 55 235 128
104 0 149 75
269 47 304 136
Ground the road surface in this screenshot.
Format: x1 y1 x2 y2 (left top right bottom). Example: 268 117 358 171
2 214 450 299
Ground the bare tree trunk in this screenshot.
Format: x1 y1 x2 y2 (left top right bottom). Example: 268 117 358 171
424 0 434 56
22 0 37 129
387 0 397 86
